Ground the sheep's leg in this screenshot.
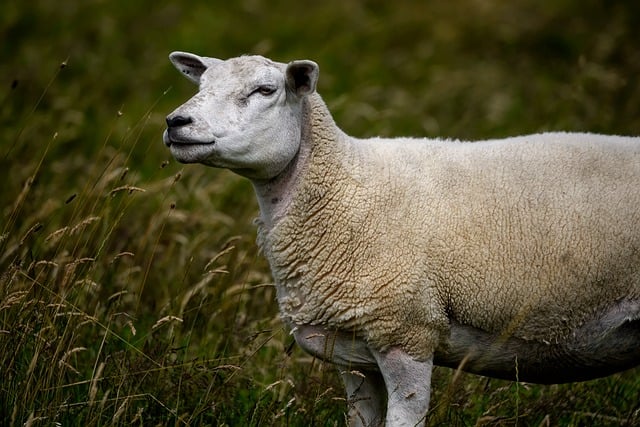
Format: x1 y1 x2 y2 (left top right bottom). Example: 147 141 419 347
372 347 432 427
291 325 385 425
340 368 386 427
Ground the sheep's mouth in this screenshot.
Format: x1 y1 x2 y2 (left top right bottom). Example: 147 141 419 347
163 129 216 147
168 139 216 146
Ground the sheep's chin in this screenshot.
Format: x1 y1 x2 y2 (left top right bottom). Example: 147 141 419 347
169 142 216 164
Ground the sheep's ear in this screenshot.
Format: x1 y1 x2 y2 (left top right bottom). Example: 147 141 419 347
286 60 319 96
169 51 222 84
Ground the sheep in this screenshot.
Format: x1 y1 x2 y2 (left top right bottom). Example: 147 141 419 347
163 52 640 426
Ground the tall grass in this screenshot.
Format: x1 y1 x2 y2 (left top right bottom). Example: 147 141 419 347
1 0 639 425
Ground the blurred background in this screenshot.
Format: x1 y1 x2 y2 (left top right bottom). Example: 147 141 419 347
1 0 639 425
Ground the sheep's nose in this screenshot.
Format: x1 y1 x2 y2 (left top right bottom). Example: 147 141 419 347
166 115 193 128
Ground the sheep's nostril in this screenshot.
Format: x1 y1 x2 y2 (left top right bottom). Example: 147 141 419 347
166 115 193 128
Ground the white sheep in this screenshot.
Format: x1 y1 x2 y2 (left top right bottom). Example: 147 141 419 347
163 52 640 426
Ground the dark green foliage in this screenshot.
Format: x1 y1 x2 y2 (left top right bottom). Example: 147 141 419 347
1 1 638 425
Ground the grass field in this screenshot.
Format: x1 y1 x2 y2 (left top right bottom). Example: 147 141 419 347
2 0 639 425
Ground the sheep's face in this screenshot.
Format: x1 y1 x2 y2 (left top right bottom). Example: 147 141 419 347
164 52 318 180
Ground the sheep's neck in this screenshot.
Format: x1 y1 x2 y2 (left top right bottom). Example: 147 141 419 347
252 93 349 229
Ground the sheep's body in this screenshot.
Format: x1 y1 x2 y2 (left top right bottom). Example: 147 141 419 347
260 93 640 382
164 53 640 426
261 92 640 369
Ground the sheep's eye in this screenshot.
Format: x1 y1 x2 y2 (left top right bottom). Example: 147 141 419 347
253 86 276 96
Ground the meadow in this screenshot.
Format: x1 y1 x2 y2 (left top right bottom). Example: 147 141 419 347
1 0 639 425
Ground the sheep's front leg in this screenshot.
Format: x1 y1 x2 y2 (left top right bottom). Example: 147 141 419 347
292 325 385 425
372 347 433 427
340 368 386 426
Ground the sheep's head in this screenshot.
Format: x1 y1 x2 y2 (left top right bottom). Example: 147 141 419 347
164 52 318 180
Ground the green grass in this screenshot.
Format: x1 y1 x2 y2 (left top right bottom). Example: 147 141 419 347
1 0 639 425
